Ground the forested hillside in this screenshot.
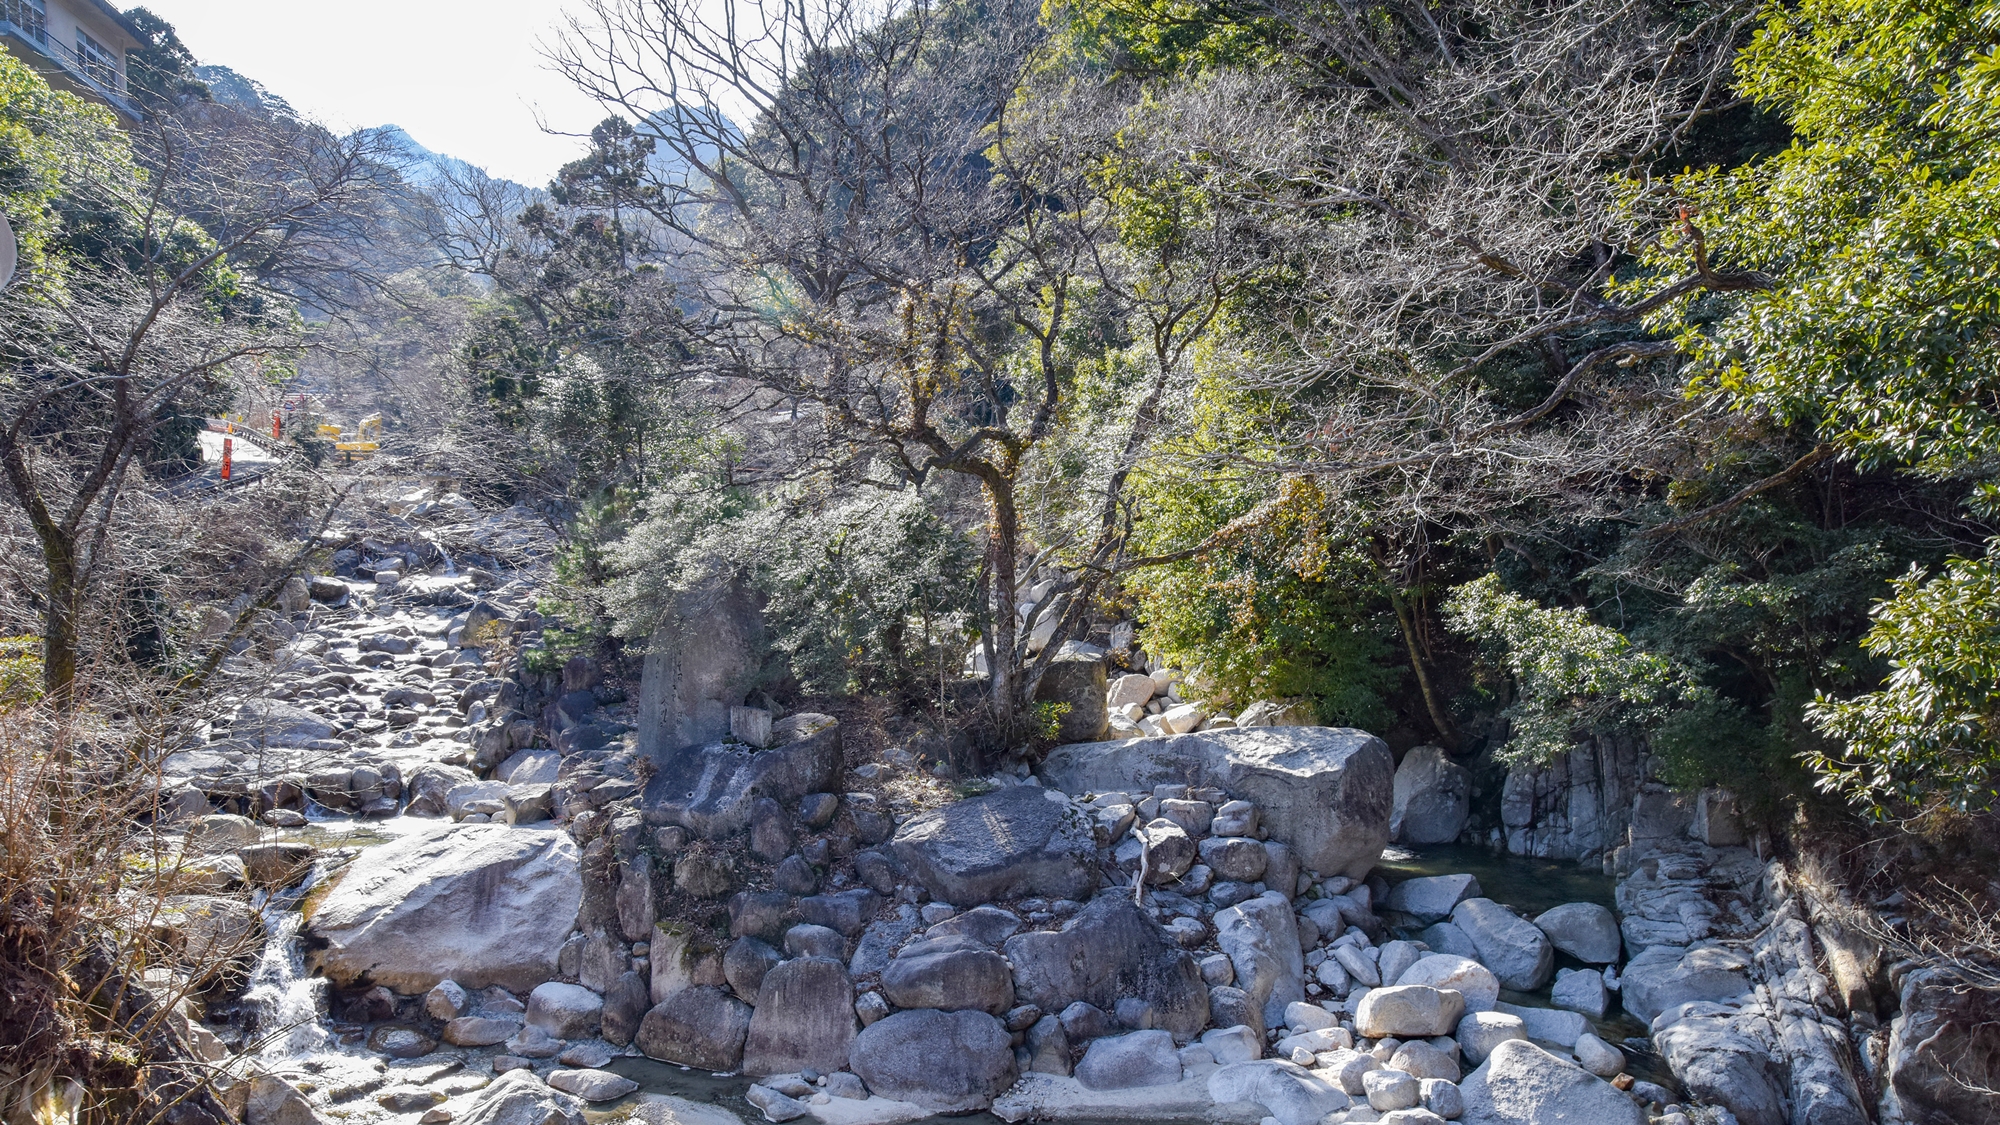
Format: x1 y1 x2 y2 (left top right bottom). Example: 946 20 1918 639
3 0 2000 1122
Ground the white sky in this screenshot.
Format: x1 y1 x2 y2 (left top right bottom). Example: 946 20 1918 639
133 1 608 185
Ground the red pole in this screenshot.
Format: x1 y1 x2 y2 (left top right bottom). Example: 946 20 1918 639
272 414 282 440
221 437 233 482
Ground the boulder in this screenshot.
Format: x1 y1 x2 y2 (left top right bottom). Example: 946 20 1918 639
1551 968 1608 1018
742 958 858 1076
1652 1004 1787 1125
1035 651 1110 743
234 699 337 749
1620 944 1753 1024
1108 673 1156 708
1456 1039 1645 1125
526 983 604 1040
1395 954 1498 1013
308 823 580 994
1384 875 1480 924
1449 898 1554 991
1074 1029 1183 1090
848 907 922 977
892 786 1098 906
244 1074 323 1125
1235 699 1316 727
1208 986 1264 1041
848 1009 1017 1114
603 971 651 1047
1198 837 1268 883
1004 894 1209 1042
1388 1040 1459 1082
636 986 753 1071
1417 920 1481 961
1208 1060 1350 1125
455 1069 586 1125
1356 986 1466 1039
1025 1013 1071 1075
1039 726 1394 878
1494 1001 1587 1048
547 1069 640 1102
1136 818 1196 883
635 584 764 755
1213 892 1305 1030
798 889 881 936
1532 902 1621 965
1363 1069 1420 1112
882 939 1015 1015
641 716 841 839
1572 1031 1624 1078
925 905 1023 946
782 924 845 961
1455 1011 1527 1065
1389 746 1471 845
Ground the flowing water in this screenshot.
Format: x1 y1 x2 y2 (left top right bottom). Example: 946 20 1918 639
243 870 333 1058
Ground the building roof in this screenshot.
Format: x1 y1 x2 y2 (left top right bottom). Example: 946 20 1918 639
77 0 144 47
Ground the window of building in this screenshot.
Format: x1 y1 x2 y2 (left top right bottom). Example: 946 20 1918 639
75 27 119 91
1 0 47 41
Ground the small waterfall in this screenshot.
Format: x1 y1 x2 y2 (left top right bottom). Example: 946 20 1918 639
242 871 331 1058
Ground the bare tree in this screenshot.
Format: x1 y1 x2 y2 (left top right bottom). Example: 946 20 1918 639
0 95 394 703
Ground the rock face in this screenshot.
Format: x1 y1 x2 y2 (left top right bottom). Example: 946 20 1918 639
637 986 753 1071
1213 892 1304 1030
1457 1039 1646 1125
1035 651 1109 743
742 957 858 1075
234 699 337 749
636 582 764 756
308 823 580 994
1004 895 1210 1042
1390 745 1471 845
1038 726 1394 878
1448 898 1554 991
892 786 1098 906
642 716 842 839
848 1009 1018 1113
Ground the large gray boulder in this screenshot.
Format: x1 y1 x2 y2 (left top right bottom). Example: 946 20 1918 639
1356 985 1466 1039
1385 875 1481 924
642 716 842 839
234 699 337 749
637 986 753 1071
1390 745 1471 845
456 1069 586 1125
1652 1006 1787 1125
1004 895 1209 1042
1208 1060 1351 1125
1532 902 1622 965
742 958 858 1076
1457 1039 1645 1125
1039 727 1394 878
849 1009 1018 1114
1620 944 1753 1024
1394 954 1499 1013
881 937 1015 1015
307 823 580 994
1449 898 1554 991
1035 651 1109 743
1074 1029 1182 1090
636 582 764 755
891 786 1097 906
1214 892 1304 1030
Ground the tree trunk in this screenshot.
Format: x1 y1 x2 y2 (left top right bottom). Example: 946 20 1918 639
984 477 1022 739
41 534 79 705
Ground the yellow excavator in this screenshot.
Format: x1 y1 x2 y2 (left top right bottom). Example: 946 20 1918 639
319 414 383 460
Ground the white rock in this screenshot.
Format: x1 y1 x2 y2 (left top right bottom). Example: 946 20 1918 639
1363 1068 1420 1111
1572 1031 1625 1078
1284 1001 1336 1033
1394 955 1499 1014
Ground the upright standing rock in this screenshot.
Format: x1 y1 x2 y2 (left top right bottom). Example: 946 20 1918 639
1004 895 1210 1042
1214 892 1305 1030
1390 745 1472 845
849 1009 1018 1113
742 958 859 1076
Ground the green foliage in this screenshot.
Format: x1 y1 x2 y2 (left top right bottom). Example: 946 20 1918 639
1044 0 1287 76
1635 0 2000 482
0 46 129 282
1806 545 2000 816
609 483 982 700
1030 701 1071 744
1445 575 1713 766
1131 470 1400 728
0 636 43 711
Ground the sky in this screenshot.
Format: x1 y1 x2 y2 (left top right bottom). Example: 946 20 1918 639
133 1 608 185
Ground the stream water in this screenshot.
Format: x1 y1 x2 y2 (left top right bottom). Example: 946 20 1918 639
244 871 332 1058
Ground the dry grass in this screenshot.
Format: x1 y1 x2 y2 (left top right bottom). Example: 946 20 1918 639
0 698 255 1125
